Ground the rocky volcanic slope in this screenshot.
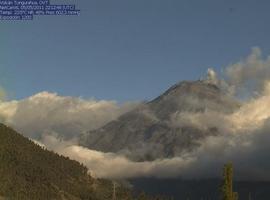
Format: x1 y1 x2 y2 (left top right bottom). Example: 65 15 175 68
80 81 239 161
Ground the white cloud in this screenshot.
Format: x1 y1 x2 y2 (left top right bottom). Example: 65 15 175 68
40 134 194 179
225 47 270 95
206 68 218 85
0 91 139 139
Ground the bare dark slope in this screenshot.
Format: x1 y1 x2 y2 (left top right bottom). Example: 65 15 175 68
80 80 239 161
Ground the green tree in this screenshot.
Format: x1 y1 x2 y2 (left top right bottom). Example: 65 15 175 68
221 162 238 200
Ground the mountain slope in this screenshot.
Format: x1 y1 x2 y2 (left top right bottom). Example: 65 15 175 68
0 123 134 200
80 80 239 161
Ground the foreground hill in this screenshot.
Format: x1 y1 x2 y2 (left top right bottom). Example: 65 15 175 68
80 80 239 161
0 123 136 200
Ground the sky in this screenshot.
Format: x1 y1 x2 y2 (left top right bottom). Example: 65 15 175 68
1 0 270 102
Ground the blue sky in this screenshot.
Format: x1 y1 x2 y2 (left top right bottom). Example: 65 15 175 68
1 0 270 102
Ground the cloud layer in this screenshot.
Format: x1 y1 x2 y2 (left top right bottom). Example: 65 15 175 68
0 92 139 139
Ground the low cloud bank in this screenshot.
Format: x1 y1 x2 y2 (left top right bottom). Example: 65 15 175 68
0 92 139 139
39 112 270 180
40 134 193 179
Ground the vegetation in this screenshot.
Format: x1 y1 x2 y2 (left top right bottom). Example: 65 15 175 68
0 123 96 199
221 163 238 200
0 123 167 200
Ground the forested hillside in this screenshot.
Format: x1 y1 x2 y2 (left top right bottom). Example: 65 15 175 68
0 123 139 200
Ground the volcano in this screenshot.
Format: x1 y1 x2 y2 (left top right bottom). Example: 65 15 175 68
80 80 239 161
